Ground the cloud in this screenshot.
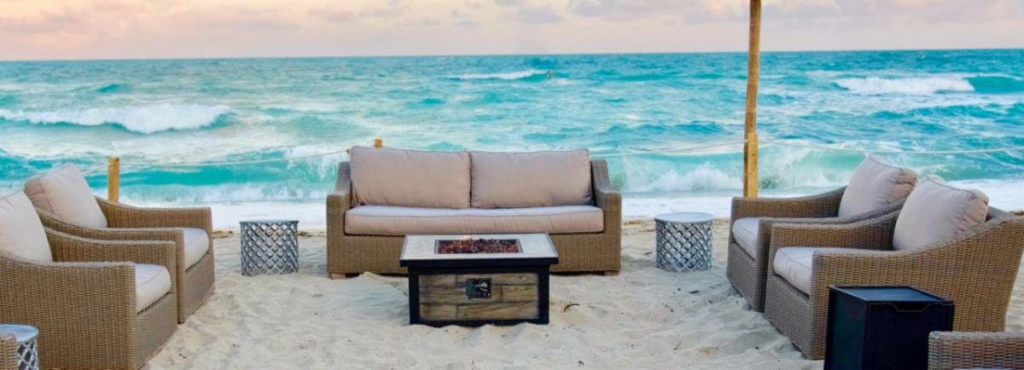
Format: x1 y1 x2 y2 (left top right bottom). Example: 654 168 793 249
315 8 356 23
494 0 525 6
517 5 562 24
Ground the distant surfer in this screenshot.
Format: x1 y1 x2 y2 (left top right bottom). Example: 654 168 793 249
546 70 555 80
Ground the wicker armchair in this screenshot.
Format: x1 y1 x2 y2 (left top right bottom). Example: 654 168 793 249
35 198 215 324
928 331 1024 369
727 187 904 311
0 230 178 369
763 209 1024 359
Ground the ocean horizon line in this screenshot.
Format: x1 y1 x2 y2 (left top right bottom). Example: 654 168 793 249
2 46 1022 64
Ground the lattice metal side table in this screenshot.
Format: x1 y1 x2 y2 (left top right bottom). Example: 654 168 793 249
240 220 300 276
654 212 714 272
0 324 39 370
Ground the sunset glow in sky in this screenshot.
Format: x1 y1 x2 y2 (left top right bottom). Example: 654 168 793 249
1 0 1022 60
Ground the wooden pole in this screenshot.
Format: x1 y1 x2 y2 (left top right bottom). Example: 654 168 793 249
373 138 383 148
743 0 762 198
107 156 120 203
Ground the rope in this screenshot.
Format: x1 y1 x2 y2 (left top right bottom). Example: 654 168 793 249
97 139 1024 171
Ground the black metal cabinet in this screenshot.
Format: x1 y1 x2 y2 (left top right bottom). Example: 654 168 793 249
825 286 954 370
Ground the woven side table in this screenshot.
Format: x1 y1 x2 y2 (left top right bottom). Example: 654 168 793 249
0 324 39 370
240 220 299 276
654 212 714 272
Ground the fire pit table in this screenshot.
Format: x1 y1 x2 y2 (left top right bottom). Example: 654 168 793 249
400 233 559 327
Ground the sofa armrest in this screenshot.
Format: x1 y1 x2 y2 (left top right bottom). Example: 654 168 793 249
591 159 619 210
731 187 845 221
97 197 212 235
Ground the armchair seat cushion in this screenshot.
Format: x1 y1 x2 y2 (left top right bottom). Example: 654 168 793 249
731 217 761 258
345 205 604 236
23 165 108 229
0 191 52 262
772 247 818 295
135 263 172 313
182 228 209 269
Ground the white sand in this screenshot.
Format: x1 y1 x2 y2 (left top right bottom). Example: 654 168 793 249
149 220 1024 369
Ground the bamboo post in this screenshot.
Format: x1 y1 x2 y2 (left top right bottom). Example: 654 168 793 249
743 0 762 198
373 138 383 148
107 156 120 203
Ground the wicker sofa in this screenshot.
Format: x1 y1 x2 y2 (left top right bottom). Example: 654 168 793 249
24 165 215 324
326 147 621 277
728 156 916 311
0 191 178 369
762 177 1024 359
928 331 1024 369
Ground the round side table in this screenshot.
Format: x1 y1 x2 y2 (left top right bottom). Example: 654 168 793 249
240 220 299 276
0 324 39 370
654 212 714 272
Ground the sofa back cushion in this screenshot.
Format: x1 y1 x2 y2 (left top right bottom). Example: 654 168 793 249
24 165 108 228
349 146 471 209
0 191 52 262
470 150 592 208
838 156 917 218
893 177 989 251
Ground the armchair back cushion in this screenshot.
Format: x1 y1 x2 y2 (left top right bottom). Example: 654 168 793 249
893 177 989 251
0 191 52 262
470 150 592 208
838 155 917 218
23 165 108 228
349 146 471 209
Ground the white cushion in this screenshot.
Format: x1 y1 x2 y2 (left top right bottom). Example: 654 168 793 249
24 165 108 228
349 146 471 209
470 150 592 208
345 205 604 236
134 263 172 313
182 228 209 269
838 156 917 218
893 177 989 251
731 217 761 258
0 191 52 262
773 247 817 295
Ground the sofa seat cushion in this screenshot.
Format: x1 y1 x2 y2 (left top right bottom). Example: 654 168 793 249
893 177 989 251
772 247 818 295
182 228 209 269
0 191 52 262
24 165 108 228
470 150 592 208
135 263 172 313
838 156 917 218
349 146 471 209
345 205 604 236
731 217 761 258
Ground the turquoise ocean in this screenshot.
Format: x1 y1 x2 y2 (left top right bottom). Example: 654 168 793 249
2 50 1023 226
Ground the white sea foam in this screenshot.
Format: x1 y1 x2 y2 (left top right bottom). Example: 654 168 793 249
453 69 546 81
0 104 230 134
835 76 974 95
631 165 739 193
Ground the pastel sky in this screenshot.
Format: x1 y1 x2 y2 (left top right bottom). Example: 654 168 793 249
1 0 1022 60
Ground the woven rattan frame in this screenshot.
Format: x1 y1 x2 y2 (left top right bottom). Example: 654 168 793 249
326 159 622 277
928 331 1024 369
0 230 178 369
0 334 17 369
762 209 1024 359
726 187 904 311
35 198 215 324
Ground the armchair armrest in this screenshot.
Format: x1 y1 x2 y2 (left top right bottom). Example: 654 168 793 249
47 229 177 286
928 331 1024 369
731 187 845 220
38 209 186 245
0 255 137 321
328 162 353 238
769 211 899 251
96 197 212 232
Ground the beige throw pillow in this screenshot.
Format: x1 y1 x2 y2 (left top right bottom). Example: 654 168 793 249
0 191 53 262
892 177 989 251
838 155 917 218
24 165 108 228
349 146 472 209
470 149 592 208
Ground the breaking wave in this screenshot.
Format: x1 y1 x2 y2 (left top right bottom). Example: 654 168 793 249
0 104 230 134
